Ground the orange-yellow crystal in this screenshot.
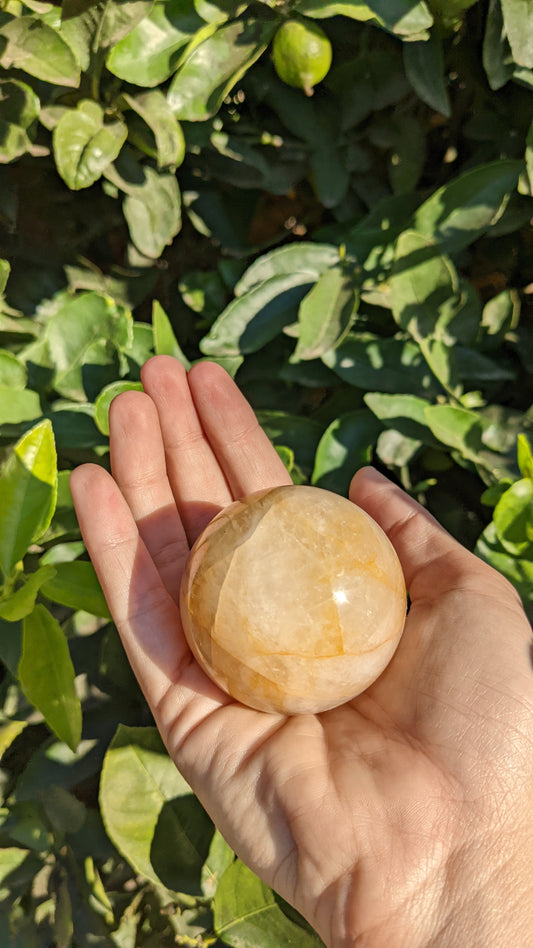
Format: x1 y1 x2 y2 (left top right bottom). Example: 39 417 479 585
180 485 406 715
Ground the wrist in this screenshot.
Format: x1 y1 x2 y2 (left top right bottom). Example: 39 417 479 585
427 820 533 948
315 815 533 948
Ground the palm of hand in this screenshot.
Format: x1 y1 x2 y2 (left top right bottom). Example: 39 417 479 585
71 357 533 947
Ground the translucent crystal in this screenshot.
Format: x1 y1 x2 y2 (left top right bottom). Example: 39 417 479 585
180 485 406 714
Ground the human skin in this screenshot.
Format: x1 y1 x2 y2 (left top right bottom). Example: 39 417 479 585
70 355 533 947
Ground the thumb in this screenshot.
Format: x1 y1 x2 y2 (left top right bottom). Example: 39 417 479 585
349 467 495 602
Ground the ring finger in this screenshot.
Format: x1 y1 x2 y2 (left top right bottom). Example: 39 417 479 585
141 356 234 542
109 389 189 600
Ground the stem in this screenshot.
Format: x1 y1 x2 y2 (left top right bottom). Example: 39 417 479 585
88 50 106 103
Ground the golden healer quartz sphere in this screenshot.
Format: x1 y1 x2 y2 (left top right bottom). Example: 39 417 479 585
179 485 406 715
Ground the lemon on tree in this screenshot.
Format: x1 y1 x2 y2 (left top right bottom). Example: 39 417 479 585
272 18 332 97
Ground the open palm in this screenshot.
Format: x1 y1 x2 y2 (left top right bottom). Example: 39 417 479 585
71 356 533 947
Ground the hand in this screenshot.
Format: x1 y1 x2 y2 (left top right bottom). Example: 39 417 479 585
71 356 533 947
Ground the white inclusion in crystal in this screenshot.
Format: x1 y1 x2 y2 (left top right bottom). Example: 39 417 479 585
333 589 348 605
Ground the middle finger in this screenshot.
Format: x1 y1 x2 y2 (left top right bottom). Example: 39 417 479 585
141 356 234 541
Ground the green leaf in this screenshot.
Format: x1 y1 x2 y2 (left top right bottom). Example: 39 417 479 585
0 619 22 677
19 604 82 752
413 160 524 253
0 17 80 87
214 858 323 947
311 410 382 494
0 78 40 129
341 193 420 269
390 230 459 341
259 72 322 144
0 258 10 295
481 481 514 508
44 292 133 402
388 115 427 194
310 142 350 209
322 332 437 395
0 387 42 426
53 101 127 190
296 0 433 38
100 725 213 892
61 0 154 51
54 875 74 948
256 411 324 477
41 541 85 566
94 380 144 436
0 565 56 622
200 273 316 357
483 0 514 90
0 350 26 387
295 1 376 21
292 269 358 362
0 78 40 162
235 243 341 295
419 338 461 396
501 0 533 69
493 479 533 555
517 434 533 480
49 404 108 451
107 0 205 86
57 474 80 509
40 784 86 834
0 848 37 886
40 561 111 618
122 166 182 258
0 720 27 758
152 300 191 366
424 404 484 460
167 18 275 121
195 0 248 23
476 523 533 616
122 90 185 169
403 33 450 116
452 345 515 382
0 420 57 578
201 830 235 898
179 268 227 317
364 392 439 444
127 321 157 367
2 800 54 852
512 64 533 89
481 288 520 340
426 0 480 29
376 428 422 467
280 358 340 390
477 405 527 457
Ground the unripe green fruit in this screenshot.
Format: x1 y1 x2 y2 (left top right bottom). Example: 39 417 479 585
272 19 332 97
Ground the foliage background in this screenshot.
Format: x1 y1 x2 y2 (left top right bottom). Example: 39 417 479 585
0 0 532 944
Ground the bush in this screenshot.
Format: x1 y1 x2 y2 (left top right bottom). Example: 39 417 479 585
0 0 532 943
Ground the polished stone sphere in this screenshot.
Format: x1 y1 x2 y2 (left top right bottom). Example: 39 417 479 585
179 485 406 715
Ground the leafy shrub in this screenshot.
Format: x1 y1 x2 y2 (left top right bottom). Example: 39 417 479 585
0 0 532 943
